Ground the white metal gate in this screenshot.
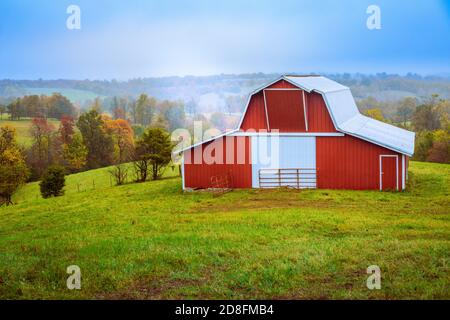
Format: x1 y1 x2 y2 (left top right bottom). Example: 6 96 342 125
258 168 317 189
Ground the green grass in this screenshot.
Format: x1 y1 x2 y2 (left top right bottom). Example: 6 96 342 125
0 118 60 146
0 161 449 299
25 88 101 104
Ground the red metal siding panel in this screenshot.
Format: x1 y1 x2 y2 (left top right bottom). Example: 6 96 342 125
307 92 337 132
316 135 402 190
267 79 298 89
240 92 268 131
265 90 306 132
184 136 252 189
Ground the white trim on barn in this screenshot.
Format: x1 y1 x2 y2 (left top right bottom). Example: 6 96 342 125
230 132 344 137
402 154 406 190
181 155 185 191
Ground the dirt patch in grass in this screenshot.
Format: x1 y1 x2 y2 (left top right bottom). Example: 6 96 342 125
96 277 203 300
190 195 336 214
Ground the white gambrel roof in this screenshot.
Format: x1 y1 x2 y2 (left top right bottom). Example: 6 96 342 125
180 75 415 156
284 75 415 156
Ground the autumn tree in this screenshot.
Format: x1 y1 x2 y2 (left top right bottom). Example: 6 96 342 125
62 132 88 172
0 126 29 205
427 129 450 163
77 110 114 169
58 116 75 145
364 108 386 122
134 127 173 181
27 118 59 178
104 118 135 163
47 93 76 119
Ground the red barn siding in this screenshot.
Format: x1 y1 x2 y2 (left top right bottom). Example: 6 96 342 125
265 90 306 132
240 92 268 131
184 136 252 189
267 79 298 89
316 135 403 190
307 92 337 132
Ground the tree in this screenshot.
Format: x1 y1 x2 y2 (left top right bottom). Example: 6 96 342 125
150 113 169 131
28 118 58 178
104 118 135 163
39 165 66 198
90 97 103 113
134 128 173 181
427 129 450 163
47 93 76 119
77 110 114 169
0 105 6 119
109 164 129 185
59 116 75 145
158 100 186 131
135 94 156 126
413 131 434 161
412 104 441 131
63 132 88 172
7 99 24 120
364 108 386 122
396 97 416 127
0 126 29 205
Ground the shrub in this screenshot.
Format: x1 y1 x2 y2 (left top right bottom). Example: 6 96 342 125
39 165 66 198
109 164 128 186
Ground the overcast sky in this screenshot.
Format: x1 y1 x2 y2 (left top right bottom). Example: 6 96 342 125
0 0 449 79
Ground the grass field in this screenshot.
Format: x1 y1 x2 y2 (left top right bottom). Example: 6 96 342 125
0 161 449 299
0 117 60 146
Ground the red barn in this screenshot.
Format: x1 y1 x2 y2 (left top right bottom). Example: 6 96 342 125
180 75 415 191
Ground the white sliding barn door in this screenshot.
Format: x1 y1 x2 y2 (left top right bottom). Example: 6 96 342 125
251 136 316 188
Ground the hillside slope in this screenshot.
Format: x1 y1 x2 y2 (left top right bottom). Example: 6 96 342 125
0 161 449 299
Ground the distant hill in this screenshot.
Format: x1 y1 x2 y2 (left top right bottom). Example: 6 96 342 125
1 73 450 113
24 88 102 105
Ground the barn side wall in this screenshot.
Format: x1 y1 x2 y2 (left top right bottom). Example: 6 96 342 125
316 135 404 190
183 136 252 189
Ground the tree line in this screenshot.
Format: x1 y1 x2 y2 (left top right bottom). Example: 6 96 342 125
360 94 450 163
5 93 77 120
0 106 175 205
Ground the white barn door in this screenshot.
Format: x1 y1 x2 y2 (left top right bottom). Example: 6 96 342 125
251 136 316 188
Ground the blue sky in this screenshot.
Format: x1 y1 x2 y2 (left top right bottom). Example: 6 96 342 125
0 0 449 79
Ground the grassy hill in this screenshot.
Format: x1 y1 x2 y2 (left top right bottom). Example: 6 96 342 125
0 117 60 146
0 161 449 299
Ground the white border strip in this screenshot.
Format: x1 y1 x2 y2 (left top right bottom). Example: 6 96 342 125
231 132 344 137
303 90 308 132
